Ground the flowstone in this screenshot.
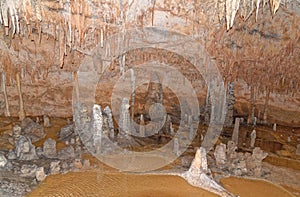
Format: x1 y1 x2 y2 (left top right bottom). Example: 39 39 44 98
181 147 234 197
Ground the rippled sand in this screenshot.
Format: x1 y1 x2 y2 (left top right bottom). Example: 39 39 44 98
28 170 218 197
221 177 294 197
27 168 296 197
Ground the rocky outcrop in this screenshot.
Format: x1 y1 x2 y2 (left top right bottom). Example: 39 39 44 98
0 153 7 167
21 118 45 143
15 136 38 161
213 141 268 177
43 138 57 158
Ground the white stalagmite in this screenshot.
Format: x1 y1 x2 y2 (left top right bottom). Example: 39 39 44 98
120 54 126 78
273 123 277 132
119 98 131 135
93 104 103 154
181 147 234 196
103 106 115 139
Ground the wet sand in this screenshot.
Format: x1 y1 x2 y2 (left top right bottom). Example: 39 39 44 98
27 169 296 197
28 170 218 197
221 177 294 197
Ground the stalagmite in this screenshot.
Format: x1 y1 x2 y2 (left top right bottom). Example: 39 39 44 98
296 144 300 156
173 137 180 156
188 115 193 126
170 122 175 135
214 143 227 168
182 147 234 196
43 115 52 127
189 124 194 140
140 114 145 137
120 54 126 78
2 72 10 116
250 129 256 148
262 88 270 124
225 82 235 127
273 123 277 132
103 106 115 139
16 73 25 121
232 118 240 145
119 98 131 135
73 72 80 104
93 104 103 154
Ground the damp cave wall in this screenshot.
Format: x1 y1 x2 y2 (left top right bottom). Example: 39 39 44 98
0 0 299 126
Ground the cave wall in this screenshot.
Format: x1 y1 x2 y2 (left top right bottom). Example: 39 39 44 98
0 0 299 126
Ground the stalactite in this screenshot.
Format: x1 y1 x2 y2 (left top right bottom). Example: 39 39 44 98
34 0 42 21
59 23 65 68
249 85 256 125
53 23 57 41
130 68 136 121
255 0 261 21
16 73 25 121
2 72 10 116
270 0 281 15
21 66 25 79
37 22 42 44
100 28 104 48
262 88 270 124
151 0 156 26
74 71 80 104
1 0 9 36
105 38 111 58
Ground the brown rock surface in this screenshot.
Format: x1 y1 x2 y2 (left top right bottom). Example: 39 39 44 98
0 1 298 127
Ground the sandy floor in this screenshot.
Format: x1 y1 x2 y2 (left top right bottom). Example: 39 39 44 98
28 171 218 197
27 168 296 197
221 177 294 197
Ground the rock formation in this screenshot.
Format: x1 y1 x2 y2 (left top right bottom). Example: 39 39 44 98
15 136 38 161
43 138 57 158
181 147 234 197
213 141 268 177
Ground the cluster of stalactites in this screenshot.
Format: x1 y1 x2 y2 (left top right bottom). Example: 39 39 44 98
0 0 291 39
0 0 42 36
216 0 290 30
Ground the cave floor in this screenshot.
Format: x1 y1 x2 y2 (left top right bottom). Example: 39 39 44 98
0 117 299 197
